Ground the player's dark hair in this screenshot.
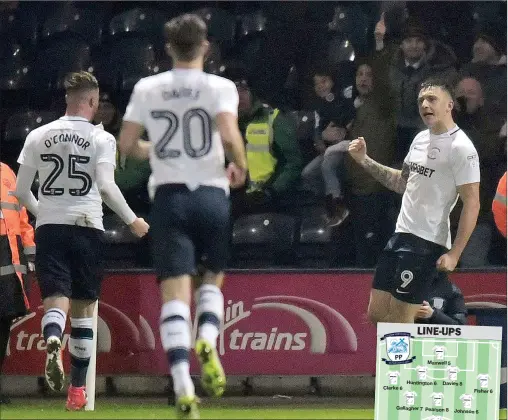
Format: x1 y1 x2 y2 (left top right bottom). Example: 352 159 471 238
64 71 99 94
164 14 207 62
420 78 455 102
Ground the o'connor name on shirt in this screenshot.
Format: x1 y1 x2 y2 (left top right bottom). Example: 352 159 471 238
44 134 90 150
417 326 461 336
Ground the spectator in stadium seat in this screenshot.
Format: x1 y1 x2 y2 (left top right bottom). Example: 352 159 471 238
225 66 303 216
415 274 467 325
94 93 151 214
460 25 507 119
301 63 355 226
343 59 397 267
372 15 458 162
452 77 506 267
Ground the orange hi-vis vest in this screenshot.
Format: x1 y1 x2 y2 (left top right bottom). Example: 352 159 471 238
0 162 34 309
492 172 507 238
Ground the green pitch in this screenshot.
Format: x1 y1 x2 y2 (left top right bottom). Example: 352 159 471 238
0 399 506 420
0 400 369 419
0 400 506 420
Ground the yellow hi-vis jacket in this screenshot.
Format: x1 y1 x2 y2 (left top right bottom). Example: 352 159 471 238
245 108 279 192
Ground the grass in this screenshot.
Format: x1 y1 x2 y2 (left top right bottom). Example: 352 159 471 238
0 399 506 419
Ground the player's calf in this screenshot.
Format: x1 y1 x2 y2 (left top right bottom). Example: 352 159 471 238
160 299 195 399
42 308 67 391
196 284 223 348
69 318 94 388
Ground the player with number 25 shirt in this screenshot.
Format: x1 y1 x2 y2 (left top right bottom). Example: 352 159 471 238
14 71 149 411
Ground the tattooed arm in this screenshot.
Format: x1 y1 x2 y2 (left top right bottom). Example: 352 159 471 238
348 136 409 194
361 157 410 194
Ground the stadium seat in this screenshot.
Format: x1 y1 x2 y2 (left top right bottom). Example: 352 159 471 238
103 214 139 268
193 7 236 44
472 2 506 28
0 42 33 91
34 38 92 91
238 10 267 40
327 4 369 56
295 206 335 268
295 206 355 268
3 110 60 169
41 3 105 46
108 8 167 48
87 50 114 91
231 213 297 268
261 2 307 25
204 42 222 75
327 36 355 65
0 7 39 48
107 37 156 91
103 214 141 245
293 110 318 165
4 110 59 143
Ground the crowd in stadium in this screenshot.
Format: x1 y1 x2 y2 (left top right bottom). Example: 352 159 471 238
1 1 506 269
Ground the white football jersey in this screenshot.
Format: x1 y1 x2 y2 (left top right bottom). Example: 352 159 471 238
123 69 239 196
404 391 417 405
396 126 480 248
433 346 446 359
459 394 473 408
17 116 116 230
417 366 428 380
387 371 400 385
431 392 444 406
477 374 490 388
446 366 459 381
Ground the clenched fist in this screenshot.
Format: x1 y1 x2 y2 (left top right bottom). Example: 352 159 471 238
129 217 150 238
227 162 247 189
348 137 368 164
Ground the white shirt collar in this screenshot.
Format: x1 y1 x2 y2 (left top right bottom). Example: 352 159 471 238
430 125 460 137
59 116 90 122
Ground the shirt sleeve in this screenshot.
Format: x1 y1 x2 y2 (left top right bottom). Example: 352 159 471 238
215 80 239 116
96 132 117 168
451 138 481 186
123 81 146 125
17 132 37 168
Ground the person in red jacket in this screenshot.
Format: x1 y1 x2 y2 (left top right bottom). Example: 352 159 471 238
0 162 35 404
492 172 507 238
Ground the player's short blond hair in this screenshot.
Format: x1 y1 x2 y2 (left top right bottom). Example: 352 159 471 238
64 71 99 94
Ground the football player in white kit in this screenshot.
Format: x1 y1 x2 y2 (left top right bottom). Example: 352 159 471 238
118 14 247 419
14 71 149 410
349 79 480 324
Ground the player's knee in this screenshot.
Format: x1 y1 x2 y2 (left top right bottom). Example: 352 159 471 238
159 275 192 304
367 307 384 325
385 309 415 324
